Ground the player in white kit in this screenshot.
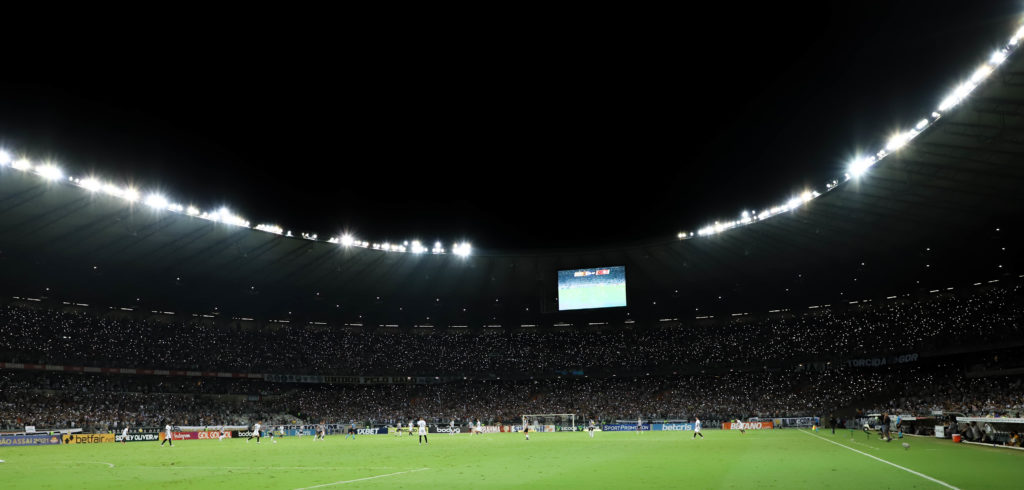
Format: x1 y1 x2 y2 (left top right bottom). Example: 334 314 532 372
476 419 482 435
636 417 643 435
449 419 455 436
418 417 428 445
247 421 262 443
409 420 414 436
121 426 129 444
693 417 704 439
588 420 596 438
160 423 173 446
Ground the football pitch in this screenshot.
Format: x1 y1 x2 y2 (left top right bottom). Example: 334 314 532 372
3 430 1023 489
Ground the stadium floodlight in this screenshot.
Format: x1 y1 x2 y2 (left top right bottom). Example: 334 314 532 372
123 187 140 202
80 177 102 192
453 242 472 257
255 224 284 235
186 205 200 216
340 234 355 246
36 164 63 181
885 131 912 151
970 65 993 84
915 118 929 130
0 149 10 166
991 50 1008 65
410 240 425 253
848 157 874 178
145 193 169 210
12 158 32 171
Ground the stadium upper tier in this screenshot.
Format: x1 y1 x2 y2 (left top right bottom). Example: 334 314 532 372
1 282 1019 377
1 32 1023 319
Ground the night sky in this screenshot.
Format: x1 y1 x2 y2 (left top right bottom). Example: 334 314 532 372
1 2 1019 252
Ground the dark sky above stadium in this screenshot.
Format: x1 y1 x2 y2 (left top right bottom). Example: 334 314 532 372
0 2 1019 252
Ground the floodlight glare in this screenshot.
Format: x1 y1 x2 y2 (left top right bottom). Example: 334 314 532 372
80 178 102 192
123 187 140 202
848 157 873 178
915 118 928 130
991 50 1008 65
36 164 63 181
145 193 169 210
12 158 32 171
0 150 10 165
340 234 355 246
453 242 472 257
970 65 993 84
186 206 200 216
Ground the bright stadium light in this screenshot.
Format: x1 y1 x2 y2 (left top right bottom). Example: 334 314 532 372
186 205 200 216
123 187 140 202
145 193 169 210
340 234 355 246
453 242 472 257
0 150 10 166
410 240 425 253
991 50 1008 65
12 158 32 171
255 224 284 235
885 131 913 151
915 118 929 130
970 65 993 84
79 177 102 192
36 164 63 181
848 157 874 178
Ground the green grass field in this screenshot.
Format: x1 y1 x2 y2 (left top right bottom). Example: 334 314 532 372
2 429 1023 488
559 284 626 310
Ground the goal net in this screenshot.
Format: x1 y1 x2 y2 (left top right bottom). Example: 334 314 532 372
522 413 576 432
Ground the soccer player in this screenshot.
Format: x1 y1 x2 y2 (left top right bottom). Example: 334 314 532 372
476 419 482 435
418 417 428 445
449 419 455 436
346 422 356 440
247 421 262 443
636 417 643 435
121 426 129 444
524 424 530 441
218 425 227 441
734 419 745 434
409 420 414 436
161 423 173 446
317 422 326 440
588 419 596 438
692 417 704 439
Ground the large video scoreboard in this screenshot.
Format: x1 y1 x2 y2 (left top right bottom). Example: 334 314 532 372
557 266 627 311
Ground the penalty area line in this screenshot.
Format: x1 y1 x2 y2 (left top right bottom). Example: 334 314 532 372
293 468 430 490
799 430 958 489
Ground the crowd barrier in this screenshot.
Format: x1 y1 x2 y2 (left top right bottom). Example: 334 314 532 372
116 432 161 442
602 424 651 432
62 433 116 444
0 434 62 446
722 421 774 430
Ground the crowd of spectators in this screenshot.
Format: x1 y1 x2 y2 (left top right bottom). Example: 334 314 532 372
3 365 1020 434
0 285 1019 377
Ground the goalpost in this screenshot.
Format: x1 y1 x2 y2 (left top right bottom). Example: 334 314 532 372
522 414 576 432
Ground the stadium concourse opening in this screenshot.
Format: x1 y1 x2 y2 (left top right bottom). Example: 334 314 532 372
2 4 1024 489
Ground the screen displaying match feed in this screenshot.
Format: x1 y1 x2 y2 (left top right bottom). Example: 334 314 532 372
558 266 627 311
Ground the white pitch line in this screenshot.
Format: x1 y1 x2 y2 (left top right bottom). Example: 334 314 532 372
135 466 396 471
800 430 958 489
293 468 430 490
74 461 115 468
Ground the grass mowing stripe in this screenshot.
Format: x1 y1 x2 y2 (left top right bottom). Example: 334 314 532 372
293 468 430 490
800 430 960 489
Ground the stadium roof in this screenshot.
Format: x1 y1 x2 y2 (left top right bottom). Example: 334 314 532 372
1 22 1023 325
